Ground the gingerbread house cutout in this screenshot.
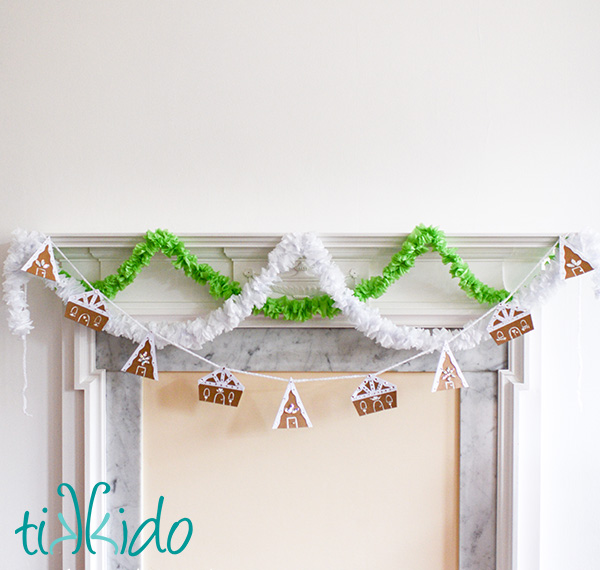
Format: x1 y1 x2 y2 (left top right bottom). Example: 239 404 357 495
272 381 312 430
431 344 469 392
560 238 595 280
351 375 397 416
20 238 60 282
64 291 110 331
487 304 534 346
198 368 245 407
121 333 159 381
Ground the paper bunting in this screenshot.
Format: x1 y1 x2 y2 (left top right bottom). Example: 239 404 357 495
121 333 159 381
20 238 60 282
272 381 312 429
64 291 110 331
432 344 468 392
560 238 595 280
198 368 245 407
351 375 397 416
487 304 534 345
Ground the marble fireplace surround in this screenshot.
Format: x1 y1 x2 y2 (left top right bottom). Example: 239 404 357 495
56 232 548 570
91 328 510 570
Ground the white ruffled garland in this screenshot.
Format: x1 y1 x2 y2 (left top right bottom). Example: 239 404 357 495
4 229 600 356
143 232 489 352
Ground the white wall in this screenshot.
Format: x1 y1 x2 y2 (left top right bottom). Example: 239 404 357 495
2 1 600 568
539 279 600 568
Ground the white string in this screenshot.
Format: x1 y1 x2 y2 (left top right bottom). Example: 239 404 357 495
451 240 559 344
372 239 561 376
21 332 33 417
52 239 559 384
577 277 584 410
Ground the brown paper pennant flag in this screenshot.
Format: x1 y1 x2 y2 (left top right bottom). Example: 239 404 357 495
121 333 159 381
20 238 60 282
272 380 312 430
559 238 595 280
198 368 245 407
64 291 110 331
432 344 469 392
351 375 397 416
487 304 534 345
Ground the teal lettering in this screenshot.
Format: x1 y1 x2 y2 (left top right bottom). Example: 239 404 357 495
15 511 38 555
16 482 193 557
49 483 82 554
128 496 167 556
49 513 78 555
166 518 193 554
37 508 48 555
119 508 128 554
86 482 118 555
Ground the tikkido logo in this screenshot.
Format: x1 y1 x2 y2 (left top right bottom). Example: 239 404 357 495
15 482 193 557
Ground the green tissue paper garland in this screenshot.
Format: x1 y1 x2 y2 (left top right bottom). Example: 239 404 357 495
62 225 509 322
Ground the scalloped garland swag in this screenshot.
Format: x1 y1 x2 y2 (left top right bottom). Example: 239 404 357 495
62 225 510 322
6 228 600 353
5 227 600 420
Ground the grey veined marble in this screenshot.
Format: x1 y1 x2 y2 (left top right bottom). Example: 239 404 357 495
106 372 141 570
460 372 498 570
97 328 506 373
99 328 505 570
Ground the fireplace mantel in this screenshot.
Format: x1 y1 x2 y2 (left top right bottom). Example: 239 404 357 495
58 233 547 570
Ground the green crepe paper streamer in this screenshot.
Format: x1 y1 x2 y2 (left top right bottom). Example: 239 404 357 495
59 226 509 322
89 229 243 300
354 224 509 306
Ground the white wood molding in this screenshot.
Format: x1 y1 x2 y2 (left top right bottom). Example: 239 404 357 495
497 338 525 570
63 324 108 570
50 232 558 252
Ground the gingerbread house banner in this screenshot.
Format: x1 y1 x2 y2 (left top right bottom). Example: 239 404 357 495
198 368 245 407
487 304 534 346
20 238 60 282
351 375 397 416
64 291 110 332
560 238 595 280
121 333 159 381
272 381 312 430
431 344 469 392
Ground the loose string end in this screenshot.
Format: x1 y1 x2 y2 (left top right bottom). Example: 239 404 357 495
21 333 33 417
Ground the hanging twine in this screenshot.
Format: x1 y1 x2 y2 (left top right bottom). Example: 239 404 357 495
577 278 584 410
21 332 32 417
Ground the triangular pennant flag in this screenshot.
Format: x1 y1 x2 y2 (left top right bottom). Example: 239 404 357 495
198 368 245 407
559 237 595 280
272 380 312 429
432 344 469 392
64 291 110 331
20 238 60 282
121 333 159 381
487 304 534 345
351 374 397 416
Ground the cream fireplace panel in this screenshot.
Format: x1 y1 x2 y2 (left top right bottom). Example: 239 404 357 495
142 372 459 570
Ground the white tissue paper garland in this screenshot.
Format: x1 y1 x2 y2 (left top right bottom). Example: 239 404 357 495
4 229 600 357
